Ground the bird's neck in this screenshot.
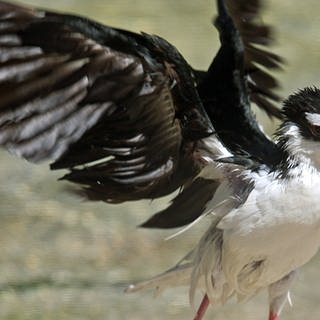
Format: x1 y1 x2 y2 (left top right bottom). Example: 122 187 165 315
276 122 320 175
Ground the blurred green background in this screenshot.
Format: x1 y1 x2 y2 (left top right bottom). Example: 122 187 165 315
1 0 320 319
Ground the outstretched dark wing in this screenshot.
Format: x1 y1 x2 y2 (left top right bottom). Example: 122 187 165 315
225 0 283 118
0 1 213 203
197 0 284 168
143 0 287 229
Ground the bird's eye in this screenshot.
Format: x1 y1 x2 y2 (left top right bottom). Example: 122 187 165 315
310 125 320 138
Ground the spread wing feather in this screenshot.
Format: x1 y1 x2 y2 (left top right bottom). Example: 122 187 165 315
144 0 287 228
225 0 284 118
197 0 284 169
0 0 285 230
0 1 213 203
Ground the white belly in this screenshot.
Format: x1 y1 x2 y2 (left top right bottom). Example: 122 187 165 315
219 168 320 296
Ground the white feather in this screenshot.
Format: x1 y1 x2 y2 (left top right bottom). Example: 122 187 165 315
305 112 320 126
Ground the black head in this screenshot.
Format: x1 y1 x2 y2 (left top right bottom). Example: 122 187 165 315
282 87 320 140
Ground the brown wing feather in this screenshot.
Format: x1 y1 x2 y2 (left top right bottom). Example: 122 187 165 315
225 0 284 118
0 1 211 203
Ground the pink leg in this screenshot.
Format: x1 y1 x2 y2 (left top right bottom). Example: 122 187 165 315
193 294 210 320
269 312 280 320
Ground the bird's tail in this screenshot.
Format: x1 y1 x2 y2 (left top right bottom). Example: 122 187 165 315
125 261 193 297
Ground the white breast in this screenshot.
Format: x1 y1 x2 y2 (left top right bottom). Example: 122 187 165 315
219 165 320 297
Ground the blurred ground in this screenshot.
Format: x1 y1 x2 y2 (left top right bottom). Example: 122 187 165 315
1 0 320 319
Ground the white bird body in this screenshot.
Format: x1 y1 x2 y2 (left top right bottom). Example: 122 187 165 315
190 124 320 307
218 165 320 300
128 133 320 316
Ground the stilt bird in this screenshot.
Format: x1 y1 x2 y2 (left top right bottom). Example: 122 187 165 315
0 1 318 320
